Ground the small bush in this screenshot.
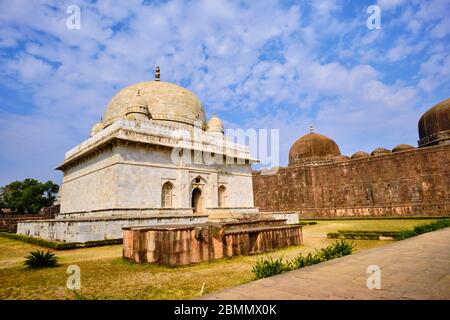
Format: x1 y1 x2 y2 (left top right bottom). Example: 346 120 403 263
252 240 355 279
327 232 341 239
395 219 450 240
299 221 318 226
394 230 416 240
328 232 380 240
252 257 292 280
292 252 323 268
24 250 59 269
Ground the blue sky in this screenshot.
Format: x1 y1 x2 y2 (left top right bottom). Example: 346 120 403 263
0 0 449 185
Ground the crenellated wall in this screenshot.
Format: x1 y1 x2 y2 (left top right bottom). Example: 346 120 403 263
252 144 450 218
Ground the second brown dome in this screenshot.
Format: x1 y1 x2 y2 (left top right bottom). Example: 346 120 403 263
289 132 341 164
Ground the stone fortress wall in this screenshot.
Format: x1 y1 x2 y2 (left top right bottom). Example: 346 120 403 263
253 144 450 218
253 98 450 218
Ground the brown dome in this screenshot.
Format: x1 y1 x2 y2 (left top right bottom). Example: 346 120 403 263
351 151 370 159
289 132 341 164
392 144 415 152
334 155 350 162
371 147 391 156
418 98 450 147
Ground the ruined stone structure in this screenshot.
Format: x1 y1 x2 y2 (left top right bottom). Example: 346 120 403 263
123 218 303 266
253 98 450 218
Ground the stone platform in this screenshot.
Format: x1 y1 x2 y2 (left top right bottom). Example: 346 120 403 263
123 218 303 266
16 214 208 243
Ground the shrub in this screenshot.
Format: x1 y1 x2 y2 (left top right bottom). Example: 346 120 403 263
24 250 59 269
395 219 450 240
394 230 416 240
252 240 355 279
252 257 292 280
292 252 323 268
0 232 122 250
299 221 318 226
327 232 341 239
327 231 380 240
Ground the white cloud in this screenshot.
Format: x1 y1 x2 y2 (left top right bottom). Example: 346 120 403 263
377 0 405 10
5 54 54 82
430 18 450 38
385 37 426 62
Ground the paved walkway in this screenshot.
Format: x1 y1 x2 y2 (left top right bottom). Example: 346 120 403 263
204 228 450 300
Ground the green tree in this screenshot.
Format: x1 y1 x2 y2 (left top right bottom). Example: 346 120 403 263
0 179 59 214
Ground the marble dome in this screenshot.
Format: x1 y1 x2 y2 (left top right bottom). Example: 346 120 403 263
103 80 206 129
207 114 224 133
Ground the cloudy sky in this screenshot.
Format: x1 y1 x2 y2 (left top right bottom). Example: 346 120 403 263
0 0 449 185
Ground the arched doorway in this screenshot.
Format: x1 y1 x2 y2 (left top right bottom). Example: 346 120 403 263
192 188 202 213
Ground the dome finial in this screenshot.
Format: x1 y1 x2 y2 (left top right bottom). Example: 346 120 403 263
309 125 314 134
155 66 160 81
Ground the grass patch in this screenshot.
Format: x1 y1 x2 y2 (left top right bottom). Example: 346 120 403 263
301 216 450 220
1 219 426 299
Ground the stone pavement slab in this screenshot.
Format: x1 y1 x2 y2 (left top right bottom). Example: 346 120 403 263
202 228 450 300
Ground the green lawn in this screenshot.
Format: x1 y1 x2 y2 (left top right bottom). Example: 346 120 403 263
0 219 435 300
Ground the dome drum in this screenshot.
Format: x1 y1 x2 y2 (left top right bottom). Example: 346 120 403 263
125 105 150 119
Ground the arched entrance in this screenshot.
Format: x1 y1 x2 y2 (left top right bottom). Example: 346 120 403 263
192 188 203 213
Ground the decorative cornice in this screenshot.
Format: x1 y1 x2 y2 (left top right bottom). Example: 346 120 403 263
418 130 450 147
56 119 257 172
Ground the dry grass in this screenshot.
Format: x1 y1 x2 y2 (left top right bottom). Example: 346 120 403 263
0 219 433 300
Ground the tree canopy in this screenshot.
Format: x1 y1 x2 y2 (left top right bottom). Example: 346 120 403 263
0 179 59 214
